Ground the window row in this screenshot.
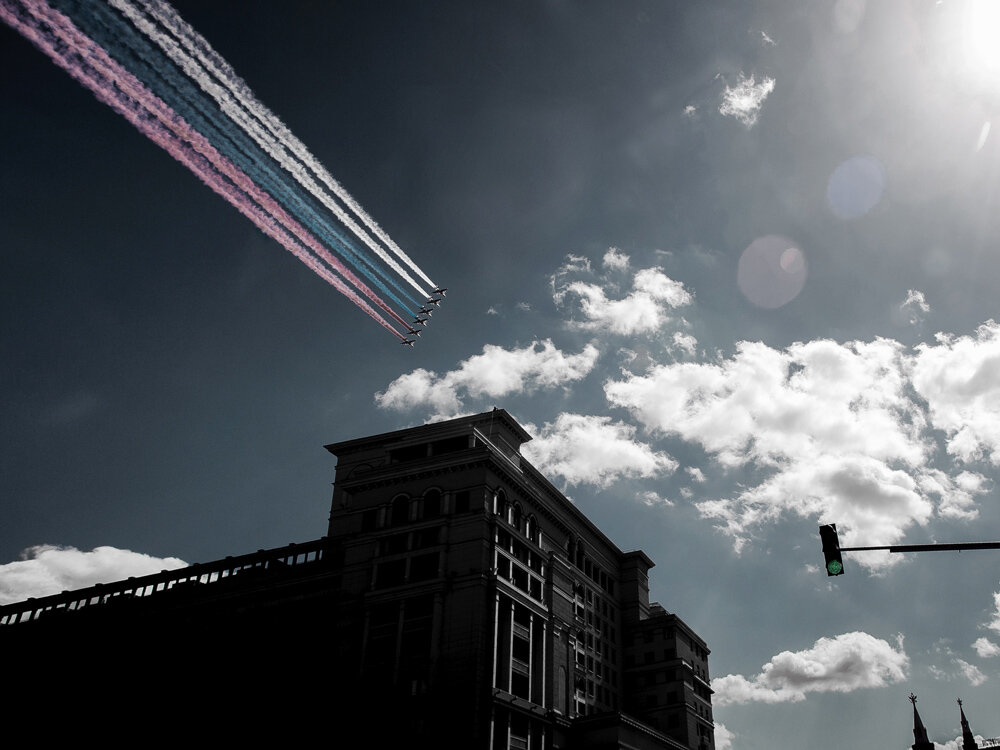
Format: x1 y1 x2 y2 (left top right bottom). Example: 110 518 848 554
495 551 543 601
493 490 540 544
373 552 440 589
360 489 472 532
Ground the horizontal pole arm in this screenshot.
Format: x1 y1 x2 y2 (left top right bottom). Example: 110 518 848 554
839 542 1000 553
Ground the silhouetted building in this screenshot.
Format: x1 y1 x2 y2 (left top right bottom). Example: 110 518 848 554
911 693 937 750
1 410 714 749
959 699 979 750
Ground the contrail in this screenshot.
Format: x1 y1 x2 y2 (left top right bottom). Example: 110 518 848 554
107 0 431 309
2 0 409 340
140 0 439 291
117 0 432 300
71 0 423 322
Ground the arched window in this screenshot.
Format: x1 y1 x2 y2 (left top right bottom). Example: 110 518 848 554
525 515 538 544
423 488 441 519
391 495 410 527
495 490 508 518
511 503 522 531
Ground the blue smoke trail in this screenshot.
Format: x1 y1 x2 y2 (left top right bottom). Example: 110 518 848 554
50 0 425 319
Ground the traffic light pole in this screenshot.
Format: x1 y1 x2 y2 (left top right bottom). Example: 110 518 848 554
838 542 1000 553
818 523 1000 577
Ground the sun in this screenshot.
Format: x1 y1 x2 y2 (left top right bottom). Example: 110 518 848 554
963 0 1000 82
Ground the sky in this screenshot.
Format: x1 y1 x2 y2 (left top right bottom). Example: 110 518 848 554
1 1 998 747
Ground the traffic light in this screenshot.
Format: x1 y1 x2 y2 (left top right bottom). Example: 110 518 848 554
819 524 844 576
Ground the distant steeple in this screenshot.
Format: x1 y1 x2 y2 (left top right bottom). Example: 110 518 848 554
910 693 936 750
958 699 979 750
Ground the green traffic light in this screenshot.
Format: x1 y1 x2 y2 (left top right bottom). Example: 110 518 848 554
827 559 843 575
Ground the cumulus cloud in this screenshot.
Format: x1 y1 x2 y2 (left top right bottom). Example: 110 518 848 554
602 247 630 271
375 340 599 419
554 265 693 336
683 104 698 117
972 637 999 657
985 589 1000 634
521 413 677 488
0 545 187 605
711 632 908 706
901 289 931 326
719 72 775 127
954 658 987 686
672 332 698 356
714 722 735 750
638 490 675 507
929 735 990 750
605 337 976 566
912 320 1000 465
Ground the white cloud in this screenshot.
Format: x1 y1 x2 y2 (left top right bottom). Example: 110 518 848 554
672 331 698 356
929 735 990 750
714 722 735 750
986 589 1000 634
955 658 987 686
487 306 500 315
638 490 675 507
375 340 600 419
912 320 1000 465
0 545 187 605
602 247 630 271
516 301 532 312
521 413 677 488
719 72 776 127
683 104 697 117
711 632 908 705
686 466 706 483
901 289 931 325
972 637 999 657
605 337 972 566
554 266 693 336
761 30 777 46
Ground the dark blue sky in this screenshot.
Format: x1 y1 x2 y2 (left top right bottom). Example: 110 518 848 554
2 2 998 747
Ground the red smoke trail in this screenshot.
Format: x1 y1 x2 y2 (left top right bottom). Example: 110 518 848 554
115 0 432 302
140 0 439 291
1 0 409 340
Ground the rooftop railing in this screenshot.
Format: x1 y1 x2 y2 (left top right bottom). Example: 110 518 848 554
0 537 330 627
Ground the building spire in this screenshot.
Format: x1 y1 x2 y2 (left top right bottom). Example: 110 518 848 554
958 699 979 750
910 693 936 750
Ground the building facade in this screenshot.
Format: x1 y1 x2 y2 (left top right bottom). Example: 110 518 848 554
1 409 714 749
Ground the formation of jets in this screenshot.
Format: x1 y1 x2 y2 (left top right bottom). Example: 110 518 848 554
402 289 447 346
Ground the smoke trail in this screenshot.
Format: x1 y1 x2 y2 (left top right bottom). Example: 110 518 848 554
1 0 408 340
109 0 426 315
48 0 416 331
115 0 433 302
140 0 439 291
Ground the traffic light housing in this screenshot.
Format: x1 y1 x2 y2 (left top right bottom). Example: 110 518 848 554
819 524 844 576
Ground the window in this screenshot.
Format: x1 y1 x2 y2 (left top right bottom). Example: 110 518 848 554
495 490 508 518
361 509 378 531
511 503 522 530
422 489 441 519
375 559 406 588
410 552 438 582
453 490 470 514
391 495 410 526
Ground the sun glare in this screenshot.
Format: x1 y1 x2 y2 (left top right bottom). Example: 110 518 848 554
964 0 1000 80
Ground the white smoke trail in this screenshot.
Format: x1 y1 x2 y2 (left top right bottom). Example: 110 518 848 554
138 0 439 292
109 0 431 303
4 0 406 340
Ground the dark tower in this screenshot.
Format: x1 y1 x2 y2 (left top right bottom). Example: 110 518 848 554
958 699 979 750
911 693 936 750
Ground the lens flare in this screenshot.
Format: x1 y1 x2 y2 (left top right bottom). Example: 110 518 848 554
737 235 808 309
826 155 885 220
